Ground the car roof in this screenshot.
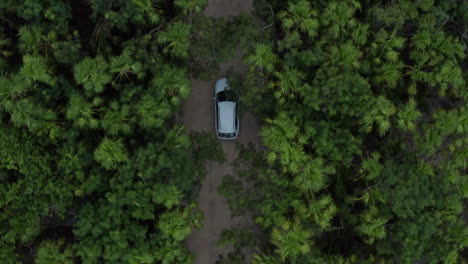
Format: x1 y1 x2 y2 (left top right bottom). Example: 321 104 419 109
218 101 236 133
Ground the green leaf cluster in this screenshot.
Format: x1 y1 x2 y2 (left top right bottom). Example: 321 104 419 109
0 1 210 263
223 0 467 263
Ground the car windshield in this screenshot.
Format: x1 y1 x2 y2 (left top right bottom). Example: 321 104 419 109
217 91 237 102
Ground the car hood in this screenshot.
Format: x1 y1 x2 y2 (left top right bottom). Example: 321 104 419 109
218 101 236 133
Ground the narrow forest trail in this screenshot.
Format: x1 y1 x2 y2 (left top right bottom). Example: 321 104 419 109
183 1 260 263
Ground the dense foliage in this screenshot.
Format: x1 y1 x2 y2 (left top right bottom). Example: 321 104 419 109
220 0 467 263
0 0 219 263
0 0 466 263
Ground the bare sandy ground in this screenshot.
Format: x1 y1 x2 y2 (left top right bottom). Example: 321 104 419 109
204 0 254 17
183 68 261 264
183 1 259 263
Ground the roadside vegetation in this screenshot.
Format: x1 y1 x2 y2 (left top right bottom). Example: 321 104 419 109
0 1 225 263
218 0 467 263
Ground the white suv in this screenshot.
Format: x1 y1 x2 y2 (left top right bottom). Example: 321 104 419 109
213 78 239 140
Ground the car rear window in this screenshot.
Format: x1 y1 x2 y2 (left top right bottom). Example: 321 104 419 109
219 132 236 138
217 91 237 102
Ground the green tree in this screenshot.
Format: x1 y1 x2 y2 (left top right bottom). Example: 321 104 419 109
74 56 112 94
35 240 74 264
65 92 99 129
157 22 191 58
227 0 467 263
175 0 207 20
20 54 54 85
245 43 278 74
0 30 12 70
271 221 312 261
100 101 132 135
278 0 319 38
94 137 128 170
0 0 209 263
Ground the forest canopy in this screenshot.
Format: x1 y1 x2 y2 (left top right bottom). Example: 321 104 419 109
0 0 217 263
217 0 467 263
0 0 467 264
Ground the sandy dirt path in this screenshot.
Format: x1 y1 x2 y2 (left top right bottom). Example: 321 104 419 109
183 1 259 263
204 0 254 17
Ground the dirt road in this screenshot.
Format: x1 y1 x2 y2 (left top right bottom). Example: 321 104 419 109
204 0 254 17
183 1 259 263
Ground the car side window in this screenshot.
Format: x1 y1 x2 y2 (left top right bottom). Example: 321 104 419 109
235 105 238 129
216 103 219 129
